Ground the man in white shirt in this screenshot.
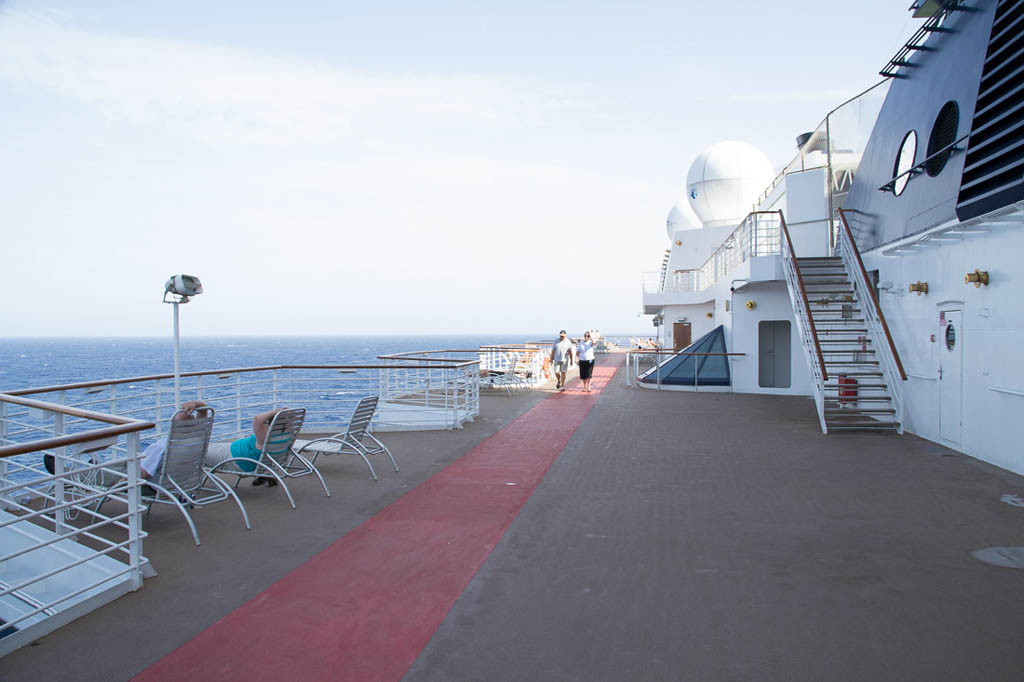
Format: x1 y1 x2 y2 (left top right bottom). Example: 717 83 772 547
550 330 575 391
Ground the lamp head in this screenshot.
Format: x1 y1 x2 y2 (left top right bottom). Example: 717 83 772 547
163 274 203 303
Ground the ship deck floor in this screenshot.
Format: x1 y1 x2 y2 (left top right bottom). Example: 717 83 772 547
3 354 1024 681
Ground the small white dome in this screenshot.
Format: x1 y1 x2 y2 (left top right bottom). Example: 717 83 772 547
665 199 702 239
685 141 774 228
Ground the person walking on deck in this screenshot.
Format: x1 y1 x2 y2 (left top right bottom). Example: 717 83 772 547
550 330 575 391
576 331 597 392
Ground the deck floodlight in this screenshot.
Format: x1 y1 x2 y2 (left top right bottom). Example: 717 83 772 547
163 274 203 407
163 274 203 303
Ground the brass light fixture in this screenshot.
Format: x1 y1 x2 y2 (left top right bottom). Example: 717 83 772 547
705 311 713 318
908 281 929 295
745 300 756 310
965 269 989 287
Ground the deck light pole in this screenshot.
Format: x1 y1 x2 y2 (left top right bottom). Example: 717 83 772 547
163 275 203 409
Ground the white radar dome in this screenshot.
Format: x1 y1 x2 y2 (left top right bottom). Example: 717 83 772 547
665 199 702 240
685 141 774 229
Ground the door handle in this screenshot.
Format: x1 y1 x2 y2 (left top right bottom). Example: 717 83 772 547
938 367 943 380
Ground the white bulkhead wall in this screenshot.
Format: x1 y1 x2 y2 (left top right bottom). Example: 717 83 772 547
727 281 813 396
662 303 716 349
862 221 1024 475
666 224 737 272
782 168 831 258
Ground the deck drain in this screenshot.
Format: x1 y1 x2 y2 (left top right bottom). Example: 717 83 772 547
999 494 1024 507
970 546 1024 569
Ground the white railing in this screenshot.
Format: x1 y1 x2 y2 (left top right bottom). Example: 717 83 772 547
3 361 482 448
0 394 152 656
698 211 782 290
624 350 743 390
644 212 783 297
837 210 907 432
779 212 829 433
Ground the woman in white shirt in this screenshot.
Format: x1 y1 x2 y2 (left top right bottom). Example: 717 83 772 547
576 331 597 392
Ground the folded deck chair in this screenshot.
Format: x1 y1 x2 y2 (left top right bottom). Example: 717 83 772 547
294 396 398 481
95 407 251 546
205 407 329 506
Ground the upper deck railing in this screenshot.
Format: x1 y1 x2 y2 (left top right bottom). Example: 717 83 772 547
643 211 783 296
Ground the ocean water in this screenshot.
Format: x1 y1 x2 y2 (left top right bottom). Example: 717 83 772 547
0 335 547 392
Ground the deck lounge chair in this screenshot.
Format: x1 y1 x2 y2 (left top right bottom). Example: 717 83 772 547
96 407 251 546
481 354 528 396
205 408 330 506
294 396 398 481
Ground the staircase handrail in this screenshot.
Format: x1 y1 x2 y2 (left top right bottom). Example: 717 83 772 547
836 209 908 381
778 210 828 433
778 212 829 382
836 208 906 431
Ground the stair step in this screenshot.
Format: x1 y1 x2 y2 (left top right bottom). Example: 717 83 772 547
823 396 893 403
798 257 841 262
824 383 889 389
824 371 884 376
817 329 869 333
827 424 901 432
818 339 872 344
825 407 897 414
824 361 880 366
821 349 875 354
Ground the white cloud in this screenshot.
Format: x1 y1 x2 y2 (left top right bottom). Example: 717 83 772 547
0 9 597 154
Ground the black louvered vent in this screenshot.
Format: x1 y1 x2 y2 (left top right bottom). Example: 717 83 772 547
956 0 1024 220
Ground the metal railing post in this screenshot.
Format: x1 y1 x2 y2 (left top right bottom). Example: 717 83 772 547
0 402 7 510
53 411 69 536
125 430 143 590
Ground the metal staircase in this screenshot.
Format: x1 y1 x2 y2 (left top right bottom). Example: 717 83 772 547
798 257 901 432
779 211 907 434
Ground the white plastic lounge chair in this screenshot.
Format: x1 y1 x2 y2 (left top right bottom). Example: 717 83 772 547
95 407 251 546
205 408 330 506
294 396 398 481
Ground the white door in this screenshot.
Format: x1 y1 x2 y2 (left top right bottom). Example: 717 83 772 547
938 309 963 446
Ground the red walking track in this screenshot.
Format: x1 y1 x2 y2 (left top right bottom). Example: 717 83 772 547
135 357 622 682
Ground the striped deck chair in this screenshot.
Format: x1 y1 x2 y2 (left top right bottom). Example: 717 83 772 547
96 407 251 546
294 396 398 481
206 408 330 507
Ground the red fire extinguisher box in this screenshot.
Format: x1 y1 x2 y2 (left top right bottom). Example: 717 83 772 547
838 374 858 406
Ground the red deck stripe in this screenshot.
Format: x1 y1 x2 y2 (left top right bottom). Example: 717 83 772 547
135 357 622 682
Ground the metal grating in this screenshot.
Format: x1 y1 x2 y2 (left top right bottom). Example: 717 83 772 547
956 0 1024 219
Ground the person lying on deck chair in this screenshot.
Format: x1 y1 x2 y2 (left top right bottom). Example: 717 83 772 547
202 403 288 487
42 399 208 480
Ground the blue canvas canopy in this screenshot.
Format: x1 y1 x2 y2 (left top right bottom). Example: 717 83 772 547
639 325 730 386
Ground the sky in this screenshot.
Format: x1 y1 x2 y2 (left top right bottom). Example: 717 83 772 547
0 1 921 337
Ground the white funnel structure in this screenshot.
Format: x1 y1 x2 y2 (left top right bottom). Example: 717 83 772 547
686 141 774 228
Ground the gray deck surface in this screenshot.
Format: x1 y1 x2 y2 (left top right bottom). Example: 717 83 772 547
4 363 1024 681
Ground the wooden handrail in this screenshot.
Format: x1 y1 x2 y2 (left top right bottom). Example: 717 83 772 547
778 210 829 382
0 393 154 459
838 209 908 381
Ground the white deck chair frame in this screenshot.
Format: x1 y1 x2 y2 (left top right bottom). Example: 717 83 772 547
295 396 398 481
205 407 330 506
95 408 251 546
482 353 528 396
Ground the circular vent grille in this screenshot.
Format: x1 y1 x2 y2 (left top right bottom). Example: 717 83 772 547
926 101 959 177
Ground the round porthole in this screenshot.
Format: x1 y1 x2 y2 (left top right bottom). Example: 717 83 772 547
926 101 959 177
945 322 956 351
893 130 917 196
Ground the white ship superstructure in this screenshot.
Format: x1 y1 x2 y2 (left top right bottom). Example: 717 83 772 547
641 0 1023 473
